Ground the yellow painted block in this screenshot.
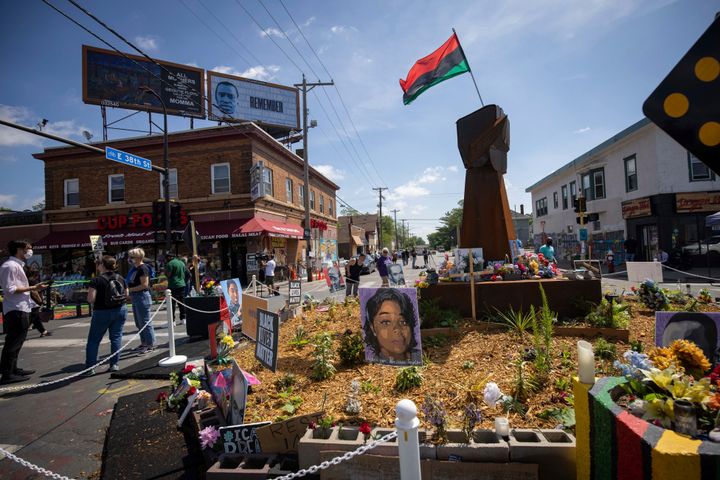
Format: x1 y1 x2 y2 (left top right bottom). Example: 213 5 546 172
652 430 701 480
573 378 592 480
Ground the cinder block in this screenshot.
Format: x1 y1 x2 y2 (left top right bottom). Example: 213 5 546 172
206 453 278 479
509 429 576 480
436 429 510 463
370 428 436 460
298 426 362 469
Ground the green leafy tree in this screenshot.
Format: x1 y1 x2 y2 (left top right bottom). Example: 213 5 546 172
427 201 463 250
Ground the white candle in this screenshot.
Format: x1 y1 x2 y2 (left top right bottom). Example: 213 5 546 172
494 417 510 437
578 340 595 384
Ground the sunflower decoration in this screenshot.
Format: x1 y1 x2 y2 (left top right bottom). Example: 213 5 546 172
648 340 711 378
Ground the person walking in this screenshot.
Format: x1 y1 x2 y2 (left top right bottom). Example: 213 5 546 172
164 252 186 326
539 237 557 263
624 237 637 263
26 268 51 337
346 254 364 297
84 256 128 375
401 248 408 266
411 248 417 269
265 254 279 296
377 248 392 287
127 248 155 354
0 240 46 384
422 248 429 267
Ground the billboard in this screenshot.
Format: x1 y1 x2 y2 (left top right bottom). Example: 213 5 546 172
207 71 299 129
82 45 205 118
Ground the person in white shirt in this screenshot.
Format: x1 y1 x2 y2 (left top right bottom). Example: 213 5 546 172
264 255 279 296
0 240 47 384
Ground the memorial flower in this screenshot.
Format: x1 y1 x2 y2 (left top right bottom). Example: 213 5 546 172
182 364 196 375
643 398 674 428
483 382 503 407
359 421 372 444
614 351 654 380
648 340 711 377
199 425 220 450
220 335 235 349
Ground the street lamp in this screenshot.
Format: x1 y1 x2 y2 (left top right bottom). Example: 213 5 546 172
140 86 171 257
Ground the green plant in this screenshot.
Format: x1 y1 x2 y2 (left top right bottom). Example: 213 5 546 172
594 338 617 361
311 332 336 380
559 348 573 368
395 366 423 392
461 361 475 370
461 403 482 442
585 299 630 328
274 373 296 392
423 334 449 348
529 284 555 385
499 395 526 417
419 298 461 329
338 330 365 366
277 388 303 415
422 352 433 367
512 359 537 403
360 380 381 394
492 305 534 336
288 326 310 348
538 406 575 427
421 396 448 444
554 377 571 391
630 340 644 353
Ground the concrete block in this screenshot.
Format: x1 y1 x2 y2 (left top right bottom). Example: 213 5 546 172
206 453 279 479
298 426 362 469
436 429 510 463
509 429 575 480
370 428 437 460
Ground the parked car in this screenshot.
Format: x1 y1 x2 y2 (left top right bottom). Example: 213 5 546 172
681 236 720 256
358 255 376 275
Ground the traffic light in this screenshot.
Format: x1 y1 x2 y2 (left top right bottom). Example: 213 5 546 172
576 213 599 224
152 200 166 229
642 16 720 173
170 202 182 229
573 197 587 213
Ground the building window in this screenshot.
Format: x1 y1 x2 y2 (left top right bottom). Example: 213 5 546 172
329 199 333 217
535 197 548 217
285 178 293 203
553 192 558 209
159 168 178 199
689 153 714 181
211 163 230 194
319 195 324 213
263 168 273 196
624 155 638 192
561 185 568 210
581 168 605 200
64 178 79 207
569 181 577 205
299 184 305 205
108 174 124 203
310 190 315 210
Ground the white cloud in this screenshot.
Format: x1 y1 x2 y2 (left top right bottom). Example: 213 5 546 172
0 105 91 147
134 35 159 51
260 27 283 38
313 164 345 182
417 166 446 184
303 17 316 28
330 25 357 35
573 127 591 134
184 61 200 68
394 183 429 197
0 194 17 208
211 65 281 81
447 165 459 173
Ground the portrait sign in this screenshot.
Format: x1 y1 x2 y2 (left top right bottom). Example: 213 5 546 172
388 264 406 286
454 248 484 273
655 312 720 366
288 280 302 307
82 45 204 117
241 293 269 340
230 360 248 426
324 266 345 293
221 278 243 326
220 421 271 454
207 71 299 129
359 287 423 366
256 412 324 454
255 308 279 372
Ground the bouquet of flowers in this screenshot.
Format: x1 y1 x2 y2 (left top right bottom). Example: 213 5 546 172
201 276 218 296
633 279 669 310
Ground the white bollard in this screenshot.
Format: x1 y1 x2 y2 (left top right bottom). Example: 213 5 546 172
395 399 421 480
159 289 187 367
252 274 257 296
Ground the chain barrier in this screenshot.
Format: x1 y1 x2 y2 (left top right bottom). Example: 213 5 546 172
661 264 720 282
173 297 229 314
0 446 77 480
0 298 167 394
273 431 399 480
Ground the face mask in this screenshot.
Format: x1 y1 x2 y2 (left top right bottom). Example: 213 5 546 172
25 249 33 259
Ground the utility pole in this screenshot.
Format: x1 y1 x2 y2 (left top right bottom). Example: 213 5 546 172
294 74 334 282
373 187 387 250
391 209 400 250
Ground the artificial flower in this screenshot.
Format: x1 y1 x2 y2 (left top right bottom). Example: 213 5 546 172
670 339 711 374
156 392 168 403
483 382 503 408
182 364 195 374
669 376 711 404
643 398 674 428
188 386 197 396
359 422 372 436
708 393 720 411
709 364 720 385
199 425 220 450
307 421 317 431
614 351 654 380
220 335 235 348
641 367 679 391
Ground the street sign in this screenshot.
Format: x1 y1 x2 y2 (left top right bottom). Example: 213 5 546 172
105 146 152 171
579 228 588 241
303 228 311 239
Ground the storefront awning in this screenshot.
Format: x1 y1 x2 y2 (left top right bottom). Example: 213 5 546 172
194 221 235 240
34 229 156 249
351 235 365 245
232 217 303 239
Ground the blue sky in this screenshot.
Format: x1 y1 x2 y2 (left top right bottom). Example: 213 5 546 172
0 0 716 240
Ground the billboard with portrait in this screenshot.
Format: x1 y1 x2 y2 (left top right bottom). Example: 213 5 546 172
221 278 242 326
82 45 204 117
359 287 422 366
207 71 299 129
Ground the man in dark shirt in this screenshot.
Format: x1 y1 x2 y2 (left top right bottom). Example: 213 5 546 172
624 237 637 262
346 254 365 297
164 252 186 325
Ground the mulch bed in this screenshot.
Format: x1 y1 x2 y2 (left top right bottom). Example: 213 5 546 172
227 296 717 433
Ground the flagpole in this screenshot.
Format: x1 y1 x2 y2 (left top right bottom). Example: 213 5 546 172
452 28 484 107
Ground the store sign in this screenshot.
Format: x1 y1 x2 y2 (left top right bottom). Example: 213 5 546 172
676 192 720 213
250 162 265 201
621 197 652 219
310 218 328 231
97 213 153 230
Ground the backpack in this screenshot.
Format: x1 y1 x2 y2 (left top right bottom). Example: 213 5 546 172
144 262 156 279
101 273 126 308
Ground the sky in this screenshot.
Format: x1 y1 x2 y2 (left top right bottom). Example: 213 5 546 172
0 0 716 241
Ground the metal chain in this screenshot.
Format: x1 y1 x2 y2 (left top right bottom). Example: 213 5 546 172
0 445 77 480
661 264 720 282
0 298 167 394
173 297 229 314
273 431 398 480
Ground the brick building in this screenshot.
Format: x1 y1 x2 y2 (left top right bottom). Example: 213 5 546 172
18 122 338 283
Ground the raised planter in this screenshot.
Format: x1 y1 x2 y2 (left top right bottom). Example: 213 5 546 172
184 296 221 338
206 453 293 479
553 326 630 342
420 327 454 339
436 429 509 462
370 427 436 460
508 429 576 480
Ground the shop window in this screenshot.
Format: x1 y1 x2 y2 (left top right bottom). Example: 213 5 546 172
319 195 324 213
64 178 79 207
299 184 305 205
570 181 577 205
553 192 558 209
581 168 605 200
108 174 124 203
212 163 230 194
689 152 714 181
285 178 293 203
263 168 273 196
535 197 548 217
624 155 637 192
159 168 178 199
310 190 315 210
561 185 568 210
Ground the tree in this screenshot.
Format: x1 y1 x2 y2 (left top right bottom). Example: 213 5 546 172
379 215 395 249
32 201 45 211
339 205 360 216
427 200 463 250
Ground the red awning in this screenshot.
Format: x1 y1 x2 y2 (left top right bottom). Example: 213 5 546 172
232 217 303 239
34 229 156 249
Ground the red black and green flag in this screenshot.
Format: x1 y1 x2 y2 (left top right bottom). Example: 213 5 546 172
399 33 471 105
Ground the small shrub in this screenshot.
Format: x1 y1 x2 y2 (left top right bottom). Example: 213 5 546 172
395 366 423 392
277 388 303 415
493 306 533 336
288 326 310 348
585 299 630 329
424 334 449 348
311 332 336 380
512 359 537 402
419 298 461 329
360 380 381 394
461 361 475 370
274 373 296 392
630 340 644 353
559 348 573 368
338 330 365 366
594 338 617 361
554 377 571 391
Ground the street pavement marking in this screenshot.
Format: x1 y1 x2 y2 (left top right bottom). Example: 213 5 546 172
0 444 22 460
99 379 138 395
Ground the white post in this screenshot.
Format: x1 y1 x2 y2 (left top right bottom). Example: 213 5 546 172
252 274 257 296
159 289 187 367
395 399 421 480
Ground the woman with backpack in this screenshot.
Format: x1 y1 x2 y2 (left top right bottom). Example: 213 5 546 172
127 248 156 354
84 256 128 375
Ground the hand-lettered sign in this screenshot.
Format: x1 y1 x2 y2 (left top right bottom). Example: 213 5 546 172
255 308 279 372
256 411 324 454
220 421 271 454
288 280 302 306
241 293 269 340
